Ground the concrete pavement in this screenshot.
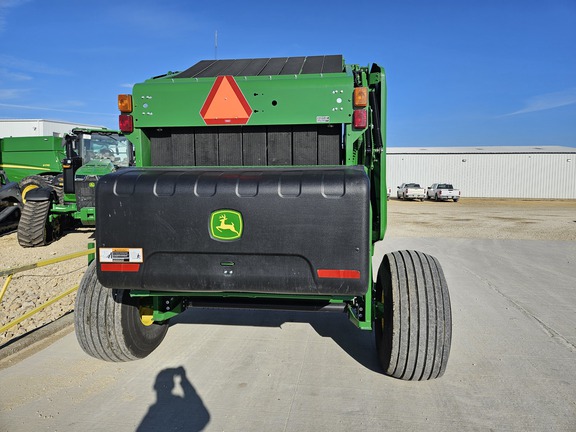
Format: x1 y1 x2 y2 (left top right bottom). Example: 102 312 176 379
1 237 575 431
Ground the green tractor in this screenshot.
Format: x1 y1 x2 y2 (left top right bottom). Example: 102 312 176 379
0 129 132 246
75 55 452 380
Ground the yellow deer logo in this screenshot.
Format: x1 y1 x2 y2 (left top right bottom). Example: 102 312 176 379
216 214 239 235
210 210 243 240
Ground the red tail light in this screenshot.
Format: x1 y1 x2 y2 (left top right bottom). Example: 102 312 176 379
353 109 367 129
119 114 134 133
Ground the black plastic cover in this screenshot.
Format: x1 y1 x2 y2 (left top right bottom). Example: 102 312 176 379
96 166 370 296
24 187 52 202
173 55 344 79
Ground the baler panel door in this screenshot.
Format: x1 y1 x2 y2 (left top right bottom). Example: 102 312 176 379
96 166 370 296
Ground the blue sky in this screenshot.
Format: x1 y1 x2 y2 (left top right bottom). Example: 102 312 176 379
0 0 575 147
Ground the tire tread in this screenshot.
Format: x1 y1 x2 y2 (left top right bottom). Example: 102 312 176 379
74 261 168 362
376 250 452 380
17 200 50 247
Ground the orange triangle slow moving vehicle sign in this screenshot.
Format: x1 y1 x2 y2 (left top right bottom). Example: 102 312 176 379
200 75 252 125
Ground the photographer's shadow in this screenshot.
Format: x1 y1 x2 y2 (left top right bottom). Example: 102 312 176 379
137 366 210 432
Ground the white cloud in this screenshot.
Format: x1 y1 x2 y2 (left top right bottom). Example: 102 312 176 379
503 88 576 116
0 102 115 116
0 54 71 76
0 67 32 81
0 0 32 32
110 5 199 33
0 88 30 99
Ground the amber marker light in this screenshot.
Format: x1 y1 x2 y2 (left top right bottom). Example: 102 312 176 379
353 87 368 107
118 94 133 113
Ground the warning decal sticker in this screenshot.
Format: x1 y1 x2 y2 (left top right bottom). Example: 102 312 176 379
99 248 143 263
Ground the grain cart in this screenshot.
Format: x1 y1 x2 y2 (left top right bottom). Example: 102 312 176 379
75 55 452 380
0 129 132 246
0 134 65 197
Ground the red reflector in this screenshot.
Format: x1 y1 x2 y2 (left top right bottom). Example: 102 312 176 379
119 114 134 133
101 263 140 272
317 269 361 279
353 109 367 129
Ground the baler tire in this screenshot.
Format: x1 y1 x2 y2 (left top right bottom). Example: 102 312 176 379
74 261 169 362
17 200 51 247
375 250 452 380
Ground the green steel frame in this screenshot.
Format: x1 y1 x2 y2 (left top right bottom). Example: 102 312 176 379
121 57 387 331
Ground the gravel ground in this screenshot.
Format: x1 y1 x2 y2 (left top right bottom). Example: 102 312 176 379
0 228 94 347
387 197 576 240
1 198 575 347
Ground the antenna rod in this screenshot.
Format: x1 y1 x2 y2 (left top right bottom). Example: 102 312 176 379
215 30 218 60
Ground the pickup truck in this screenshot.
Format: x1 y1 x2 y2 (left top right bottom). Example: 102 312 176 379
426 183 460 202
397 183 426 201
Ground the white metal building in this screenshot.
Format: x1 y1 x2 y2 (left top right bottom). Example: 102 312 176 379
387 146 576 199
0 119 104 138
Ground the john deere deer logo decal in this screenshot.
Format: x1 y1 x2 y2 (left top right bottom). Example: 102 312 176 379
217 214 239 235
210 210 243 241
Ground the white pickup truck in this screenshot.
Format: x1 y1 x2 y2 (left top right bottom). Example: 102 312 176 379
426 183 461 202
397 183 426 201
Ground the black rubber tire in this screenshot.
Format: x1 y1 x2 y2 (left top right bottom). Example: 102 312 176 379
74 261 169 362
17 200 51 247
19 175 50 203
375 250 452 380
0 203 20 235
52 185 64 204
